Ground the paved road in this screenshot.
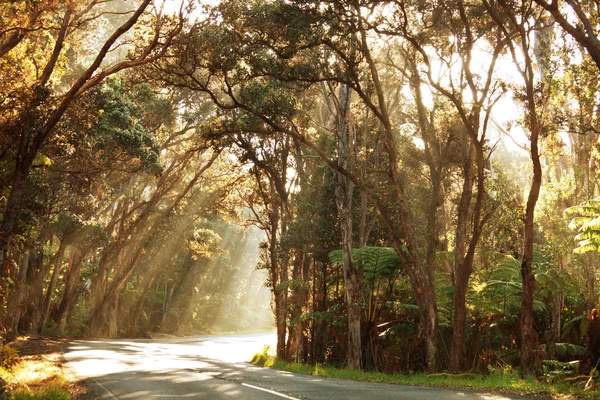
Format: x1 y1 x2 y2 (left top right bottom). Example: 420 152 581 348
63 333 537 399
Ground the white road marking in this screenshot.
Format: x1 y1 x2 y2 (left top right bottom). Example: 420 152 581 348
242 383 301 399
88 376 119 400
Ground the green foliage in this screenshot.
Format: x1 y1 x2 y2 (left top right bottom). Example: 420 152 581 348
379 321 419 338
566 199 600 254
276 279 307 292
562 315 587 345
238 80 297 124
469 254 523 320
251 345 275 367
535 268 574 298
40 322 67 338
554 343 587 357
10 387 70 400
291 309 344 329
541 359 580 382
87 80 164 174
468 252 555 323
187 228 223 259
328 247 402 279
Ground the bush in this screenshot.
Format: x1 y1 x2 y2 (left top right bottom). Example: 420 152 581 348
0 346 19 369
251 345 275 366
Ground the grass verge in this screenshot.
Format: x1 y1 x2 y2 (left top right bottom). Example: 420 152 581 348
251 347 600 399
1 337 94 400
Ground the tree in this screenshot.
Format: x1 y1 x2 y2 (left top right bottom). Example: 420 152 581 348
533 0 600 71
0 0 184 270
236 133 295 360
383 0 504 371
320 79 365 369
485 0 554 376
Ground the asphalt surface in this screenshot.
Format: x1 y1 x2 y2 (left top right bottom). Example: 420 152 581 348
63 332 539 399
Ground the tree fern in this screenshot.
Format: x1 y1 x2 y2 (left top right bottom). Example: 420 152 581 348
328 246 402 279
565 199 600 254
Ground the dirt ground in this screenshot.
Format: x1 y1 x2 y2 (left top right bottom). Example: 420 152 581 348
8 336 97 400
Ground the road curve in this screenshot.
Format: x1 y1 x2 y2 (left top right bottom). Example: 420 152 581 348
63 333 538 400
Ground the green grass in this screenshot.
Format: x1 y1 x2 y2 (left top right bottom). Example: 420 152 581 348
11 387 70 400
251 348 600 399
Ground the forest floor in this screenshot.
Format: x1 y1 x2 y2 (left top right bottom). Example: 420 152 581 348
2 336 96 399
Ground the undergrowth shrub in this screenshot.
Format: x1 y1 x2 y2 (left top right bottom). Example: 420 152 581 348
0 345 19 369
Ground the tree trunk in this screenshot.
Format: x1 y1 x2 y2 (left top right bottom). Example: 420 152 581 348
24 249 45 334
129 268 161 336
585 259 597 311
267 195 287 360
0 30 26 58
56 247 83 332
90 245 144 336
420 285 439 373
533 0 600 72
39 240 68 332
521 101 542 378
159 283 175 330
548 292 562 358
287 249 308 362
105 291 121 338
311 260 328 364
341 205 363 371
5 250 31 342
450 140 477 372
0 170 27 273
334 82 364 370
450 273 469 371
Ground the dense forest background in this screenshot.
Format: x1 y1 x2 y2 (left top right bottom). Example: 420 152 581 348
2 0 600 377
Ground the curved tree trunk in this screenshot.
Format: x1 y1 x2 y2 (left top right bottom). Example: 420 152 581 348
90 245 144 337
129 268 161 336
450 138 476 372
56 247 83 332
39 239 68 333
521 138 542 376
5 250 31 342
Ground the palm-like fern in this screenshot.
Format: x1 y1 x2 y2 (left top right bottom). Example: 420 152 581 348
470 254 547 320
328 247 403 320
565 199 600 254
328 246 401 279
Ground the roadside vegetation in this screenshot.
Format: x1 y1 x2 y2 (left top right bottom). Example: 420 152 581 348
0 338 92 400
252 348 600 399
